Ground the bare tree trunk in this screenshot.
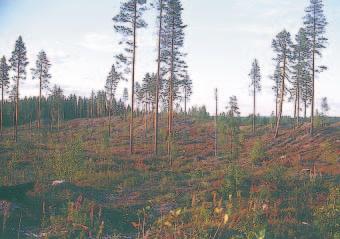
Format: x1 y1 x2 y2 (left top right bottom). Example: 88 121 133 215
274 50 287 138
129 0 137 154
275 87 279 127
184 87 187 122
310 15 316 135
38 74 42 130
1 87 3 135
296 80 300 127
214 88 218 157
252 82 256 134
144 100 147 138
15 67 19 142
167 16 175 165
294 90 297 128
12 104 15 140
108 99 111 137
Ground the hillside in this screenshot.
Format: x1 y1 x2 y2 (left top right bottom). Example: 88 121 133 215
0 116 339 238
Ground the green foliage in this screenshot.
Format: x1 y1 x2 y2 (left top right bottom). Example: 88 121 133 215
320 141 338 164
313 186 340 239
102 131 110 148
45 138 86 181
189 105 210 121
220 164 251 199
250 140 267 166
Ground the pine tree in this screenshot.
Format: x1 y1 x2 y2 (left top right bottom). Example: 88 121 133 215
291 28 312 127
0 56 10 135
304 0 328 135
271 62 281 121
9 36 29 142
105 64 121 136
226 96 240 160
31 50 51 130
113 0 148 154
153 0 166 155
182 71 192 122
227 96 240 117
248 59 261 133
162 0 187 161
50 85 64 131
272 30 293 138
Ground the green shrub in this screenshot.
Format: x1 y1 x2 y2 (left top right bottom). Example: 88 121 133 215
250 140 267 166
45 138 86 181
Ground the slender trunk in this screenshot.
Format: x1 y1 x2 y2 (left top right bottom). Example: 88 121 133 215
294 91 297 128
108 99 111 137
296 79 300 127
1 87 3 135
129 0 137 154
15 66 19 142
57 105 60 131
252 82 256 134
275 87 279 127
304 101 307 119
167 15 175 165
214 89 218 157
144 100 147 138
184 87 187 122
274 49 287 138
310 8 316 135
12 104 15 140
38 73 42 130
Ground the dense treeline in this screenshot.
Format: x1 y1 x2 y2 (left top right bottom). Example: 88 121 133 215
0 93 127 128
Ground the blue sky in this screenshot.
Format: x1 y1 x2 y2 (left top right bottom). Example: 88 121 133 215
0 0 339 116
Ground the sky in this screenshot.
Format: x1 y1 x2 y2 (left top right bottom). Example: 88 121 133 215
0 0 339 116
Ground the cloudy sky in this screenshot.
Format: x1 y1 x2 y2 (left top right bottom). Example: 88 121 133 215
0 0 339 116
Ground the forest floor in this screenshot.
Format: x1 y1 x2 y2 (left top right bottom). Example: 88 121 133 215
0 115 339 238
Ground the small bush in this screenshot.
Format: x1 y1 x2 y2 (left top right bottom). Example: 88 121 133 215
250 140 267 166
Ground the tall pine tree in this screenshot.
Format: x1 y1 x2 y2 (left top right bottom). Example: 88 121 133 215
105 64 121 136
248 59 261 133
113 0 148 154
162 0 187 161
9 36 29 142
31 50 51 129
304 0 328 135
291 28 312 127
272 30 293 138
0 56 10 134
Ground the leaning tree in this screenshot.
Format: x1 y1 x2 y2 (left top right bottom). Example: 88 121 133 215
272 30 293 138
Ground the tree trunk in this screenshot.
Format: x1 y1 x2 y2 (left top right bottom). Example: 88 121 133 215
108 100 111 137
184 87 187 122
310 9 316 135
1 87 3 135
296 80 300 127
214 89 218 157
274 49 287 138
252 82 256 134
167 15 175 166
38 73 42 130
144 101 147 138
15 66 19 142
129 0 137 154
